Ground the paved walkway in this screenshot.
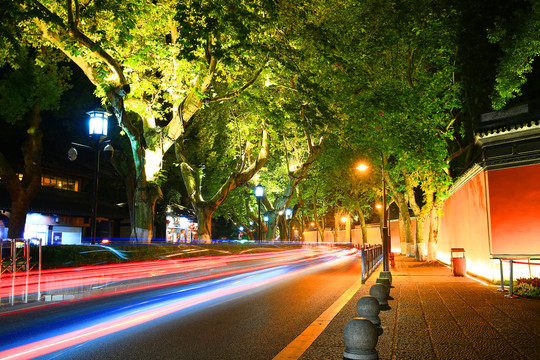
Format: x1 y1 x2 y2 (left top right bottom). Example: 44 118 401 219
299 255 540 360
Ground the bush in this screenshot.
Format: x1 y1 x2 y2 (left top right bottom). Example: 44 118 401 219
514 277 540 298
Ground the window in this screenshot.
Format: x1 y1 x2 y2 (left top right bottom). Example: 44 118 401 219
41 175 79 191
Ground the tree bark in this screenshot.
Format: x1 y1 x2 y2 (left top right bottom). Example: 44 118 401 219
393 191 414 256
358 210 368 244
427 197 444 262
131 182 161 242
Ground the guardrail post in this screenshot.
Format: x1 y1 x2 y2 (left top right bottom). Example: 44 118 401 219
497 259 506 292
38 238 42 302
361 248 366 283
504 260 516 299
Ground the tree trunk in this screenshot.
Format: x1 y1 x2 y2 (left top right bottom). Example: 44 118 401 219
7 196 31 239
398 212 407 254
415 215 427 261
427 199 443 262
393 191 414 256
333 210 342 243
196 206 213 243
131 182 161 242
358 210 368 244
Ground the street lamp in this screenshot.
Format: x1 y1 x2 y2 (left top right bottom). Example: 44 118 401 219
285 208 292 241
356 148 390 271
254 185 264 241
69 110 113 244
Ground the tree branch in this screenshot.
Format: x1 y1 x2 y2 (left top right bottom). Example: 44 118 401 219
205 58 267 103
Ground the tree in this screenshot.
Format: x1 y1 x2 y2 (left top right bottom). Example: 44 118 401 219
16 0 276 241
175 100 269 242
488 0 540 110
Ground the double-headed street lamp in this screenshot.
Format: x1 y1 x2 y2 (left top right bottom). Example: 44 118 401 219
356 148 390 271
254 185 264 241
69 110 113 244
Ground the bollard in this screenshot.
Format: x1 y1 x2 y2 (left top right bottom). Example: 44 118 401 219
379 271 392 285
376 277 391 296
357 296 381 329
343 317 379 360
370 283 389 308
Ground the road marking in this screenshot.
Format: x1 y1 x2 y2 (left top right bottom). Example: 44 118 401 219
272 275 364 360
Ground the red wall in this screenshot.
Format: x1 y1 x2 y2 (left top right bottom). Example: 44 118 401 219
488 164 540 255
439 169 491 270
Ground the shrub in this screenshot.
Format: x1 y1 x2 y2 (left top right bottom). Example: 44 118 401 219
514 277 540 298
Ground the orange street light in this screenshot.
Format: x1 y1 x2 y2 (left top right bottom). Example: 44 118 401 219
356 163 369 171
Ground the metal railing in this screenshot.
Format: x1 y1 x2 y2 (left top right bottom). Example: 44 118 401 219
359 244 383 283
1 238 43 306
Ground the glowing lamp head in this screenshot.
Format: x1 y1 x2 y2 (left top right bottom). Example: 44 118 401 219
310 222 315 227
88 110 110 137
254 184 264 198
356 163 369 171
285 208 292 219
263 216 269 222
239 226 244 231
341 216 348 223
375 204 382 210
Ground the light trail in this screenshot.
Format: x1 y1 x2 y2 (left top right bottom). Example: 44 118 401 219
0 248 314 301
0 248 357 360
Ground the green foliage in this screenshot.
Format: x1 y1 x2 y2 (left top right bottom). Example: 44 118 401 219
488 0 540 109
0 48 71 124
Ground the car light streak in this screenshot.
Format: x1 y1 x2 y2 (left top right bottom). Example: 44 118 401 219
0 249 356 360
0 249 319 301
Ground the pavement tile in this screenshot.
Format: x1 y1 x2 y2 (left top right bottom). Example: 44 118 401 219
433 343 480 360
299 255 540 360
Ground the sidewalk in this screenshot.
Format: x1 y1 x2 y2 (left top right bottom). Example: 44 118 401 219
300 255 540 360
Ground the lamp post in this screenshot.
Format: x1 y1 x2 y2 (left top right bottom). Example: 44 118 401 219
69 110 113 244
356 149 389 271
285 208 292 241
255 185 264 241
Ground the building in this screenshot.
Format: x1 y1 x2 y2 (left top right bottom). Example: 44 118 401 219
438 100 540 281
0 159 129 244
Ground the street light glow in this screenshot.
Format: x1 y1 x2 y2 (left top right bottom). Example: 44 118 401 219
285 208 292 219
356 163 369 171
341 216 348 223
87 110 110 136
254 184 264 198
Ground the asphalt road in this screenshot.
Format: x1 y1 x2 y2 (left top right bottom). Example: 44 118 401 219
0 250 361 360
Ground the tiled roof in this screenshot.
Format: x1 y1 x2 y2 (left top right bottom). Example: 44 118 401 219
476 101 540 140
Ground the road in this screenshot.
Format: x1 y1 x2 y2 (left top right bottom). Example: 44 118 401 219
0 248 362 360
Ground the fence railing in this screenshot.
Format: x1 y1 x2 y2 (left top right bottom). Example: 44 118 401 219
1 238 43 306
358 244 383 283
498 258 540 299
